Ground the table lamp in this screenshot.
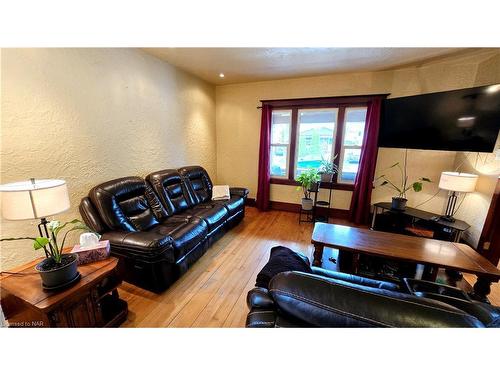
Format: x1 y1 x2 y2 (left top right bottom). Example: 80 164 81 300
0 178 70 256
438 172 478 222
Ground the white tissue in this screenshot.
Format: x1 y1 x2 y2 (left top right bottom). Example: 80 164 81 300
80 232 100 249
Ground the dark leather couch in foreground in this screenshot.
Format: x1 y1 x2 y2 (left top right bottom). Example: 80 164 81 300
246 253 500 328
79 166 248 292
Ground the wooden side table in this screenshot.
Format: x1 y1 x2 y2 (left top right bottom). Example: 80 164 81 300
0 256 128 327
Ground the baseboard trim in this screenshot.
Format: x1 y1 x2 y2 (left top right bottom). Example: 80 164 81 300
246 198 256 207
270 201 350 220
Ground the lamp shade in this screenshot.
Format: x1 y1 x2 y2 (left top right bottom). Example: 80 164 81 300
0 179 70 220
438 172 478 193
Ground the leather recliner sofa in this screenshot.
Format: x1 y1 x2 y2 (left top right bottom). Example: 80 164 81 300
79 166 248 293
246 253 500 328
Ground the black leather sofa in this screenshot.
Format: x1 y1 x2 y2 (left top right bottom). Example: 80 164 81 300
79 166 248 293
246 252 500 328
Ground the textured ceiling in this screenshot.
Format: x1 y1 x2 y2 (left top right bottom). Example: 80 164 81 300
143 48 465 85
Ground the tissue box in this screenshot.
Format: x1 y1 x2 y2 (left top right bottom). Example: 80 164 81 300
71 240 110 265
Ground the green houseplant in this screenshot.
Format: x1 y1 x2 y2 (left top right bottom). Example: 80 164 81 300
296 169 320 210
318 154 339 183
374 162 431 211
1 219 95 289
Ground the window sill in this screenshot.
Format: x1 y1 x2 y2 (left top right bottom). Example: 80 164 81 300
270 178 355 191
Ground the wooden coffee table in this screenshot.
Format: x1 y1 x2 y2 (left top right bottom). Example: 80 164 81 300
311 223 500 302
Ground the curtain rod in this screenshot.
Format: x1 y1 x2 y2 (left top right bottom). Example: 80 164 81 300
256 93 390 109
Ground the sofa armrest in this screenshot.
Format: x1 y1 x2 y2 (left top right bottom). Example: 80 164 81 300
101 230 175 262
229 187 249 198
246 287 276 328
247 287 274 309
268 271 483 327
311 267 400 291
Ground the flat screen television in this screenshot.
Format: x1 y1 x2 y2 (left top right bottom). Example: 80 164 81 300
379 84 500 152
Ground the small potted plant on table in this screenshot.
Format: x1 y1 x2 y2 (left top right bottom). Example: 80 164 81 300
318 155 339 183
375 162 431 211
1 219 95 289
296 169 320 210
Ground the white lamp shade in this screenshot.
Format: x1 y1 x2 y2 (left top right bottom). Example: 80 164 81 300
438 172 478 193
0 179 70 220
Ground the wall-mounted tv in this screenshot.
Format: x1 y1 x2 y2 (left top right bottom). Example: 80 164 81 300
379 84 500 152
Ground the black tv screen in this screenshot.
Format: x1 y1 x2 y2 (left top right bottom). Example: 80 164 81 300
379 84 500 152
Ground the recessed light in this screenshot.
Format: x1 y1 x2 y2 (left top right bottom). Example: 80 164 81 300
219 73 225 78
485 84 500 94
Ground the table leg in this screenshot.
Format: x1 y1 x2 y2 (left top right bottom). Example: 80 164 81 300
352 253 360 274
470 277 492 303
312 243 324 267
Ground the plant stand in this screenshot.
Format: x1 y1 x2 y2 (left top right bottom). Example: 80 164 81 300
313 180 334 223
299 207 314 223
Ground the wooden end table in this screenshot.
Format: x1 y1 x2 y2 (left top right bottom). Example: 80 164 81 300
1 256 128 327
311 223 500 303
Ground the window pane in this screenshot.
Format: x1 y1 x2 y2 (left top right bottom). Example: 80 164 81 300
271 110 291 144
270 145 288 177
340 148 361 182
344 108 367 146
295 108 337 177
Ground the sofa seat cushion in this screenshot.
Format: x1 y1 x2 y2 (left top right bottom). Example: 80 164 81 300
212 196 245 216
183 205 229 232
154 217 208 261
101 230 175 262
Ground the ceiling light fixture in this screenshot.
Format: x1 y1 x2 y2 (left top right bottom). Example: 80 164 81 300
485 84 500 94
219 73 225 78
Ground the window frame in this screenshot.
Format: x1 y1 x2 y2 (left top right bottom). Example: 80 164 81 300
293 107 339 180
269 109 293 179
265 95 387 191
337 106 368 184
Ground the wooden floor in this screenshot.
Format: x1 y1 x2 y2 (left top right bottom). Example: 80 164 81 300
119 207 500 327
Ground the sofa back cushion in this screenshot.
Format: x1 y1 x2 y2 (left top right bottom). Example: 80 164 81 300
89 176 167 232
178 166 213 204
79 197 109 233
146 169 194 215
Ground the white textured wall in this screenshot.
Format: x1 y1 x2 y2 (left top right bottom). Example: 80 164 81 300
453 135 500 247
0 48 216 270
216 49 500 217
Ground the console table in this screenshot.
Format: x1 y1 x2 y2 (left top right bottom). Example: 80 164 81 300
0 256 128 327
371 202 470 242
311 223 500 302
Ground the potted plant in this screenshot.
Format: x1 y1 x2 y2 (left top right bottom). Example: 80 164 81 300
318 155 339 183
296 169 320 210
1 219 96 289
375 162 431 211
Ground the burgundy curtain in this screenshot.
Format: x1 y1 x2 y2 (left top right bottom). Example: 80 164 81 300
256 104 272 211
349 98 383 225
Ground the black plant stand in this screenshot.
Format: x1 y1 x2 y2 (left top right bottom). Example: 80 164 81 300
298 207 314 223
313 180 334 223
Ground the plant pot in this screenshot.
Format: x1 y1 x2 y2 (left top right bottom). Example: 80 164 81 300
391 197 407 211
309 182 319 192
35 253 79 289
320 172 334 183
301 197 314 211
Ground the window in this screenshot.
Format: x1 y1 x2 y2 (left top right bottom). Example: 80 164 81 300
268 97 369 187
295 108 337 177
338 107 367 183
270 110 292 178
